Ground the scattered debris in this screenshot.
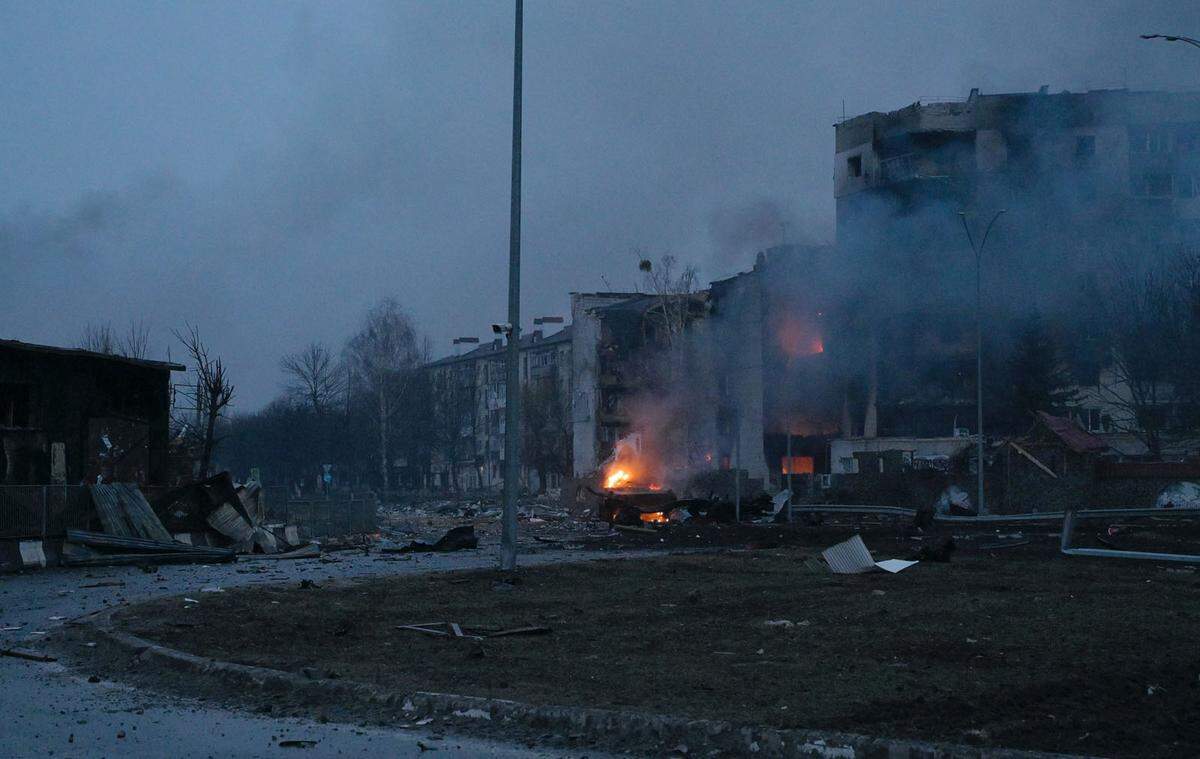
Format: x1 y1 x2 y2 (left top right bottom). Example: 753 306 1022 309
910 538 956 563
395 622 550 640
821 534 918 574
279 739 319 749
0 648 57 663
979 539 1032 550
242 544 320 560
385 525 479 553
79 580 126 588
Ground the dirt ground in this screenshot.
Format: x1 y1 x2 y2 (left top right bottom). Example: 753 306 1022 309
116 525 1200 758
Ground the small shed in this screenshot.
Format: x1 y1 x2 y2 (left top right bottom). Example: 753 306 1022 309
0 340 184 485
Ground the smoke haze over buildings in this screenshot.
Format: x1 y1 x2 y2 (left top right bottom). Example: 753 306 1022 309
2 1 1199 407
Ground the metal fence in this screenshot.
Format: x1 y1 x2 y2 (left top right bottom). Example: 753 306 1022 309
0 485 94 540
262 490 378 537
0 485 378 541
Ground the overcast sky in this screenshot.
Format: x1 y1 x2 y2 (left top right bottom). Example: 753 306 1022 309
3 0 1199 408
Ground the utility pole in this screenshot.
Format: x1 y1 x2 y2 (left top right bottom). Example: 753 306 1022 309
786 430 793 523
958 210 1005 515
734 409 741 522
500 0 523 572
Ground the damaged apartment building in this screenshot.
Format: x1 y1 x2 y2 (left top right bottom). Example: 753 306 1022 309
569 243 837 494
571 86 1200 504
831 86 1200 473
425 326 571 493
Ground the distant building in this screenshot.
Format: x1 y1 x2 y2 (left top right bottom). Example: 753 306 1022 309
425 327 571 492
0 340 184 486
834 87 1200 442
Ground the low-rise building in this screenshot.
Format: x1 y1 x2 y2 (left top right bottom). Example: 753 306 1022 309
0 339 184 486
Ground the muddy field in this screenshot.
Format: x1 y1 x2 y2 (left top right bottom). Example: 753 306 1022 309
113 524 1200 758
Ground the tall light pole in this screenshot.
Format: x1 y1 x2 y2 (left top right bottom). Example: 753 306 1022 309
958 209 1005 515
500 0 523 572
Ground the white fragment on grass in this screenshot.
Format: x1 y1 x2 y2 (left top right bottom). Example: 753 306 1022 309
798 740 855 758
764 619 794 629
451 708 491 720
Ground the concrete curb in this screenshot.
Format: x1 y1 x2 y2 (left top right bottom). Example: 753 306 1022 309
81 606 1084 759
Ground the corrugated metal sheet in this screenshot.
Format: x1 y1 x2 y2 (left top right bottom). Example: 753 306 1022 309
1036 411 1107 454
821 534 876 574
206 503 255 548
90 484 174 542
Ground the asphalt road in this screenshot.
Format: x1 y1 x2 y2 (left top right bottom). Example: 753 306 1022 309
0 548 624 758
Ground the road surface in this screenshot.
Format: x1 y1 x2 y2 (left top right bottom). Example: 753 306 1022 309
0 547 623 758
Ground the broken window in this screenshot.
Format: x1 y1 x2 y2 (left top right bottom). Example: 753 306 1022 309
0 384 31 427
1145 173 1174 197
1179 175 1196 199
781 456 814 475
1131 128 1170 154
1074 135 1095 159
847 154 862 178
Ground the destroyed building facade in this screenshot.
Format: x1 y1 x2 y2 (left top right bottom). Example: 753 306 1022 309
0 340 184 486
832 87 1200 456
426 327 572 492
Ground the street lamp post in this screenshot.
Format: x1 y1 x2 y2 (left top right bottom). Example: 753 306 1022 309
958 209 1005 515
1141 33 1200 50
501 0 523 572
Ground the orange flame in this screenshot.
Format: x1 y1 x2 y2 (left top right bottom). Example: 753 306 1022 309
604 468 632 489
640 511 668 524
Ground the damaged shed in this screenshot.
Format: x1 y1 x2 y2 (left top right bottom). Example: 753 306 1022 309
0 339 184 486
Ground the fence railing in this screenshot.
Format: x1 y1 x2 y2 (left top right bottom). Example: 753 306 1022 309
0 486 94 540
263 491 378 537
0 485 378 541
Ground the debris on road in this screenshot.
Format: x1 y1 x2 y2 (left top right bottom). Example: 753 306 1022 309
386 524 479 553
0 648 57 663
821 534 918 574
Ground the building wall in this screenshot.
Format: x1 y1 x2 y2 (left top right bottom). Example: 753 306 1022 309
569 293 638 478
427 329 573 492
829 436 973 474
0 345 176 486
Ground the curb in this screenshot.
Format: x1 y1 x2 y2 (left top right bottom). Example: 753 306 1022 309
80 606 1083 759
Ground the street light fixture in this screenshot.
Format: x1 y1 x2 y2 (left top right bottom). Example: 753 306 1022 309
958 209 1006 515
1141 33 1200 50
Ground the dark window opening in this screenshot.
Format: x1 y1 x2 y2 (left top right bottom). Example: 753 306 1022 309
1146 173 1173 197
1179 175 1195 199
847 154 862 178
0 384 31 427
1074 135 1095 158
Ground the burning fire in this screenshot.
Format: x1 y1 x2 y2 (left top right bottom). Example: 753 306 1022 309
604 468 633 489
775 315 824 358
640 511 668 524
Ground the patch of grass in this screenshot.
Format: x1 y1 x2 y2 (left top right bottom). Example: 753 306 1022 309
120 545 1200 757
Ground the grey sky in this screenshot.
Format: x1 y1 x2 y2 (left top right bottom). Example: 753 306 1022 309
2 0 1198 408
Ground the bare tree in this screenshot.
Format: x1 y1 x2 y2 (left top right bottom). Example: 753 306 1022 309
280 342 345 415
122 318 151 359
1099 259 1195 458
79 322 118 354
81 319 151 359
638 253 700 345
173 324 235 478
344 299 421 492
